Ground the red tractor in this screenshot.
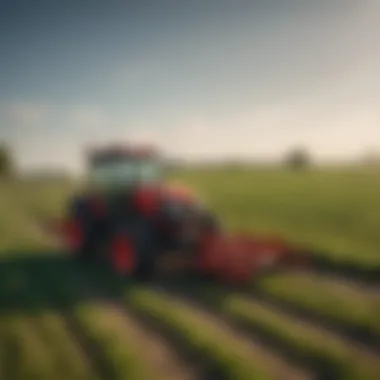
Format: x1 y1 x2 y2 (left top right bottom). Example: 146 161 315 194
59 143 306 284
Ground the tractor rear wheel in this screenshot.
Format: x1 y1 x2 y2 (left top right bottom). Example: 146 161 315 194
65 196 107 264
75 230 105 264
133 259 155 281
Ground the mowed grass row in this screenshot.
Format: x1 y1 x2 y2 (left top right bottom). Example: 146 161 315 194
0 315 57 380
0 258 155 380
68 266 293 380
254 273 380 343
179 283 380 380
32 259 156 380
25 269 101 380
124 286 278 380
175 168 380 268
0 264 83 380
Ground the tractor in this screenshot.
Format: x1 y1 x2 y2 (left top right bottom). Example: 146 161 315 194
59 143 306 284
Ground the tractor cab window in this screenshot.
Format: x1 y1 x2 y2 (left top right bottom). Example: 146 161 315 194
89 159 138 189
137 159 162 184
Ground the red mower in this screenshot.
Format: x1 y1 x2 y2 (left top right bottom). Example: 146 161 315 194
56 143 308 284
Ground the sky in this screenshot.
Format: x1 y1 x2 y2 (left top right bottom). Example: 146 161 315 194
0 0 379 172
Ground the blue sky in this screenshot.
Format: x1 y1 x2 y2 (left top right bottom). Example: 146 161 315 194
0 0 379 171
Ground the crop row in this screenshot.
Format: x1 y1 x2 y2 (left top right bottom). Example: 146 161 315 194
38 262 154 380
1 259 379 380
90 268 290 380
0 263 153 380
254 273 380 344
0 314 59 380
0 267 72 380
125 286 277 380
303 253 380 284
162 283 380 380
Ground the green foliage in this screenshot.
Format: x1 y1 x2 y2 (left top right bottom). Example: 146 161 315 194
0 143 14 178
284 147 312 170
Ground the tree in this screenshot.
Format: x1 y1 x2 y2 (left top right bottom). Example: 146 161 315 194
284 147 312 171
361 149 380 166
0 143 15 177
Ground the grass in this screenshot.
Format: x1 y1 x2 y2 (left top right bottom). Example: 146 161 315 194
0 178 73 253
28 275 96 379
37 259 154 380
0 264 66 380
175 168 380 266
0 253 151 380
74 305 150 380
31 311 94 380
193 285 380 380
3 316 57 380
255 273 380 342
125 286 276 380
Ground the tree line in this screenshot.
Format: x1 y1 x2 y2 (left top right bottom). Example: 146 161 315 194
0 143 314 178
0 143 14 178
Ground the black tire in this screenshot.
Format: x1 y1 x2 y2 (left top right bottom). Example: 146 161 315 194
75 245 92 263
74 233 101 264
133 258 155 281
67 196 108 265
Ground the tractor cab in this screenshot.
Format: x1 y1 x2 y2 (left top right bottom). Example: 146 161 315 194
87 144 163 194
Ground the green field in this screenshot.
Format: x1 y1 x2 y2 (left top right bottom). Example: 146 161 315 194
176 169 380 266
0 168 379 380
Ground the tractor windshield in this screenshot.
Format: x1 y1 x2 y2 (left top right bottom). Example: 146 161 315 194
88 156 162 190
136 159 162 183
89 158 138 190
